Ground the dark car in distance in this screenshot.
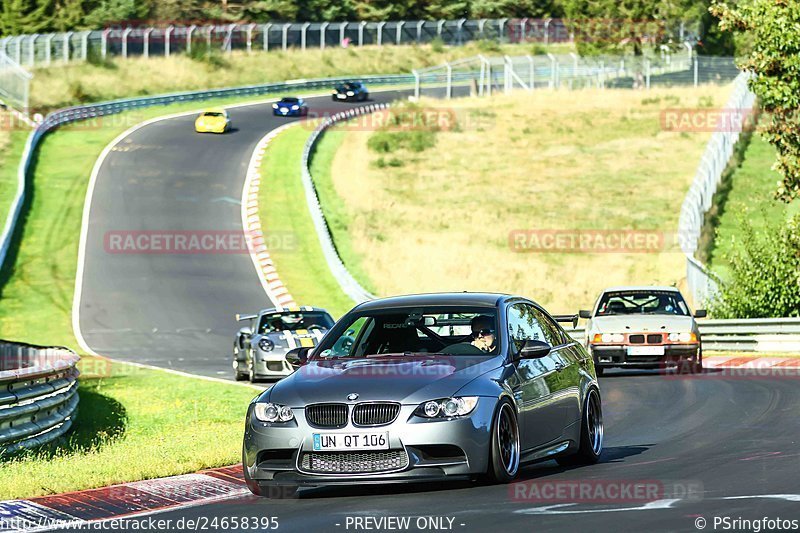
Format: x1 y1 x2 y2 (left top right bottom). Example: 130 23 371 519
332 81 369 102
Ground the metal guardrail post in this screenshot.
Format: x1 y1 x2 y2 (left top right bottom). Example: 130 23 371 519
187 25 196 54
301 22 310 50
121 28 132 59
63 32 72 63
377 21 386 46
101 28 109 59
143 28 153 58
358 21 367 46
416 21 424 42
282 23 290 51
320 22 328 49
80 31 90 60
396 21 404 45
263 23 271 51
44 34 54 66
165 26 173 57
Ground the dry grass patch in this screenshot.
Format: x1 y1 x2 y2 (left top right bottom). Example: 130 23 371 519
326 86 733 311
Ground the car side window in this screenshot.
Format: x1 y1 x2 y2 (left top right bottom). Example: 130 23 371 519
507 303 549 352
531 308 565 346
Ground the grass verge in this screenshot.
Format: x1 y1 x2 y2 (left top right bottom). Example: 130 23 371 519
32 42 573 110
704 133 800 279
0 95 312 498
258 124 356 318
0 123 30 236
0 357 256 499
318 86 734 312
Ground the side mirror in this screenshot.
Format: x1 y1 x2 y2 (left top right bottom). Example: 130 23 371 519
519 340 551 359
286 347 311 369
579 310 592 319
694 309 707 318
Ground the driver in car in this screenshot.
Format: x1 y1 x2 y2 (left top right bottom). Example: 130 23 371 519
470 315 496 353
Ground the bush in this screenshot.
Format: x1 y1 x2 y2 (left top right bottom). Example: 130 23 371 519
366 102 439 155
430 37 445 53
708 213 800 318
475 39 501 53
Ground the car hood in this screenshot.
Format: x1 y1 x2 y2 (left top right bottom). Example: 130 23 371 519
268 355 502 407
590 314 695 333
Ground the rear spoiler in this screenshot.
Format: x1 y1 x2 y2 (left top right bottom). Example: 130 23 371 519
553 314 579 329
235 313 258 322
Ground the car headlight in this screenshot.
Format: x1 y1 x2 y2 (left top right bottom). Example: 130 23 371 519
253 403 294 423
593 333 624 343
291 105 299 110
668 332 695 342
415 397 478 418
258 338 274 352
346 91 354 96
272 103 278 109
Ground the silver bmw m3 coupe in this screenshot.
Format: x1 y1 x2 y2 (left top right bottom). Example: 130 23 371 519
242 293 603 497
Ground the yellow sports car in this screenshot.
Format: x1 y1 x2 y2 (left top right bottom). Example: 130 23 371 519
194 108 231 133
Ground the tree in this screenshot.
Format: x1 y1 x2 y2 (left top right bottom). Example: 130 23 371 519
711 0 800 201
708 213 800 318
559 0 704 56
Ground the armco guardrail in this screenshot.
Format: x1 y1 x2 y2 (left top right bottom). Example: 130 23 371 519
566 317 800 352
679 72 757 306
0 73 419 273
301 104 390 303
0 341 80 453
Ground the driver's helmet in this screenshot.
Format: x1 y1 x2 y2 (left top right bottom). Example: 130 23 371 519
280 313 304 327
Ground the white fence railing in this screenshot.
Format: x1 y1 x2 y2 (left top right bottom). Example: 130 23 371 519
0 19 580 68
678 72 757 306
414 53 740 98
0 51 31 109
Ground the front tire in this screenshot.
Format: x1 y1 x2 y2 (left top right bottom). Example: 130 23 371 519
557 388 603 466
486 400 520 483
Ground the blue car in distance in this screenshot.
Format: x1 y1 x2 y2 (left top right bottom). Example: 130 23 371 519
272 97 308 117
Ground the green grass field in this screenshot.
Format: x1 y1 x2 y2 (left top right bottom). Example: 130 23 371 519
318 86 733 311
257 125 355 318
0 356 257 499
704 133 800 279
0 96 294 498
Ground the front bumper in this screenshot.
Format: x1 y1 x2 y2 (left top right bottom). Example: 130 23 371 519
243 399 496 487
273 108 303 116
590 344 700 368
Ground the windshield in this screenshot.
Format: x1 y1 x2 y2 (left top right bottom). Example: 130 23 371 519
202 112 224 117
257 311 334 334
313 307 498 359
280 98 299 104
596 291 689 316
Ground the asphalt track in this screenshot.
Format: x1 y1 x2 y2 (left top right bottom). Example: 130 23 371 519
62 370 800 532
73 85 800 531
76 90 408 378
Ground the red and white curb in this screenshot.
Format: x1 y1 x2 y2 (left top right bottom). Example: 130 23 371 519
0 466 247 532
242 122 300 309
704 355 800 369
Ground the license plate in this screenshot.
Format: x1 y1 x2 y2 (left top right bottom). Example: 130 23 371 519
627 346 665 356
337 94 346 98
312 432 388 451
